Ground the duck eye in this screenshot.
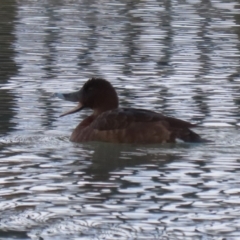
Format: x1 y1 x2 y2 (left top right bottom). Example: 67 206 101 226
87 87 94 92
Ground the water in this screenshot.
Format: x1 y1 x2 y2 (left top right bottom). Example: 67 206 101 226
0 0 240 239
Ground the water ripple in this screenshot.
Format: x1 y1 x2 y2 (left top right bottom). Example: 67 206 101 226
0 0 240 239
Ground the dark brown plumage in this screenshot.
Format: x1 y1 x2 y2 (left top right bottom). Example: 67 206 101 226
57 77 205 143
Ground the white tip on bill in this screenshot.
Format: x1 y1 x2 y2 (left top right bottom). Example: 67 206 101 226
52 92 65 100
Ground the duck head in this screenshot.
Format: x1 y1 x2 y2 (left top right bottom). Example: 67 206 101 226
56 78 119 117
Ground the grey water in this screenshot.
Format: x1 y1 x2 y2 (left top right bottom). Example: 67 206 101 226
0 0 240 239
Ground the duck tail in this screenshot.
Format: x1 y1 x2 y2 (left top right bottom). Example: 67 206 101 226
171 129 209 143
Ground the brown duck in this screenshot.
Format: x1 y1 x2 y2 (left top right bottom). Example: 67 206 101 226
55 77 205 143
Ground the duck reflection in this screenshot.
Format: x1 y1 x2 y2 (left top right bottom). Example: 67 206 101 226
80 142 183 179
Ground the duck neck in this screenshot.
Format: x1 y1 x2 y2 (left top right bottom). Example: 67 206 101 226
93 92 118 116
93 105 118 116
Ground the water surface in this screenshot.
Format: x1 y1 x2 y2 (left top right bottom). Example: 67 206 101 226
0 0 240 239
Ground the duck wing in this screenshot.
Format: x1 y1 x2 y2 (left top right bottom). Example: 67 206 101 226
92 108 195 130
91 108 203 143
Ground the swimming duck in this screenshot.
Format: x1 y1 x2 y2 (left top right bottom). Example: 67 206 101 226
56 77 205 143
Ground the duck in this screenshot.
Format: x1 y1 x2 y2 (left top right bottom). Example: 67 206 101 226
55 77 205 143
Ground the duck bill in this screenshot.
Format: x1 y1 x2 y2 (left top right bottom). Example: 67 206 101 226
54 90 84 117
54 91 81 102
60 102 84 117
